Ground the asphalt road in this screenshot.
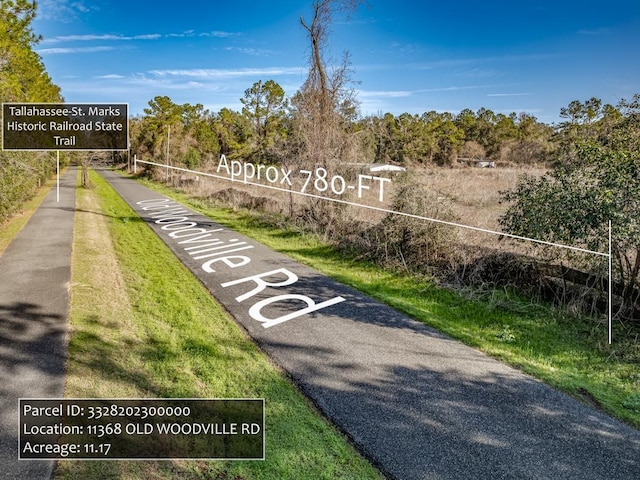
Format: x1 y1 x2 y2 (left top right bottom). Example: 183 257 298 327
0 168 76 480
99 169 640 480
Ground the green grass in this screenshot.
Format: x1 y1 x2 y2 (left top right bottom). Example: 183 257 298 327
0 174 59 254
131 173 640 430
58 170 382 479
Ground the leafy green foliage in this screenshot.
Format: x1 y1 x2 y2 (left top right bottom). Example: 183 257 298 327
496 325 516 343
361 174 460 272
500 97 640 318
241 79 288 160
132 96 255 177
0 0 62 223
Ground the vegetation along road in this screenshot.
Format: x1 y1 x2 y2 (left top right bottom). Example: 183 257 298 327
1 1 639 478
87 168 639 480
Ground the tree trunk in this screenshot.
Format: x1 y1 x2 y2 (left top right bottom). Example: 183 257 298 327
81 160 91 188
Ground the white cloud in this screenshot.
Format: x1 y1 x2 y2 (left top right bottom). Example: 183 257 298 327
148 67 304 78
453 68 500 79
200 31 240 38
358 84 506 100
487 93 533 97
164 30 239 38
38 0 98 22
166 30 195 38
71 2 91 13
41 30 238 49
419 85 506 93
106 74 221 92
358 90 413 98
42 33 162 43
36 46 118 55
224 47 276 57
135 34 163 40
410 53 558 71
390 42 421 55
578 28 610 35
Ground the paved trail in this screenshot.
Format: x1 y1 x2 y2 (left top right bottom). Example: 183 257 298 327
0 168 76 480
100 169 640 480
2 167 637 479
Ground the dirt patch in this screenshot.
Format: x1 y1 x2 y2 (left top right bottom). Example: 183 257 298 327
577 387 603 410
73 186 132 315
67 183 141 397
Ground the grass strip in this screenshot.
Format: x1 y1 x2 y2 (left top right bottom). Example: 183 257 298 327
58 169 383 479
133 175 640 429
0 174 58 254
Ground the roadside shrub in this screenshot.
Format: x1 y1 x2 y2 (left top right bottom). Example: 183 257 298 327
365 174 459 274
500 140 640 321
0 151 54 222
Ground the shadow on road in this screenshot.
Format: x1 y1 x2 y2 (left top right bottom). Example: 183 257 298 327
259 332 640 480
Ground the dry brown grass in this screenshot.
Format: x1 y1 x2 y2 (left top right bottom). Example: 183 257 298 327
166 162 547 252
418 165 546 229
413 165 548 257
144 160 613 318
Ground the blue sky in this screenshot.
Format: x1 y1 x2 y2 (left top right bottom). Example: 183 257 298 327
33 0 640 124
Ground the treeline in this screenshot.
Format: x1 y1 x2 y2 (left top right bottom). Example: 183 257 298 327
3 0 637 320
0 0 62 222
499 94 640 319
131 87 637 170
130 87 640 321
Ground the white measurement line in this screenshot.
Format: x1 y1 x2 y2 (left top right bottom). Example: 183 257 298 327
135 158 609 257
56 150 59 202
133 157 614 344
609 219 613 345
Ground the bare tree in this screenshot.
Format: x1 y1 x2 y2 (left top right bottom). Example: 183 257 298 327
291 0 365 235
294 0 364 166
299 0 360 118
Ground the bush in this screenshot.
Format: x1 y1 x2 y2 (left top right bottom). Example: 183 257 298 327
365 175 459 273
0 151 54 222
500 140 640 320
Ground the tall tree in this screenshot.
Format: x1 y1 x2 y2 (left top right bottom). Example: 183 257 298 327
186 104 220 162
213 108 251 158
299 0 363 118
294 0 364 166
142 95 183 160
0 0 62 222
241 79 288 160
0 0 61 102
